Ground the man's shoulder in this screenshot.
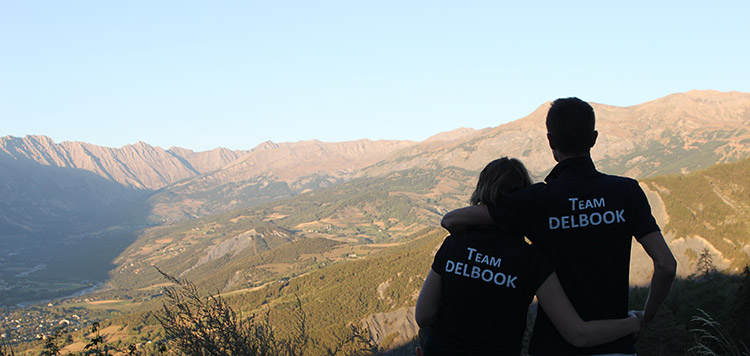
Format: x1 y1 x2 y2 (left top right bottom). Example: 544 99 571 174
598 173 643 189
601 172 638 182
507 181 547 197
492 182 546 206
549 169 640 188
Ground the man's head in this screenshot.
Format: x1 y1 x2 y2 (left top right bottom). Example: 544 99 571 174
546 97 598 161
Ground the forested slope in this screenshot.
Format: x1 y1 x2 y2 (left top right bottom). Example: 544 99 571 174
643 157 750 271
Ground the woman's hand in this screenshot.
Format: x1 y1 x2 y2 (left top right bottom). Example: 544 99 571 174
628 310 644 339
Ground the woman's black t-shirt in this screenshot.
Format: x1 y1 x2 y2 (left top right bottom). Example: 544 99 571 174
424 226 553 356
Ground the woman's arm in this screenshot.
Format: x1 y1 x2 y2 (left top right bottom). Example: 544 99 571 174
441 205 493 233
536 272 641 348
415 270 442 328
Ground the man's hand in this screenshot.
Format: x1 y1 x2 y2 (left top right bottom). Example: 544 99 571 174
440 205 493 233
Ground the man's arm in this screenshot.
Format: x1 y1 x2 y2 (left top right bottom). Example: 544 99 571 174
440 205 493 233
638 231 677 326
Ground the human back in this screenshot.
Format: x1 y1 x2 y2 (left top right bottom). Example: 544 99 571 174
425 225 552 355
441 98 676 355
421 157 552 355
489 158 656 354
476 98 673 355
426 153 648 355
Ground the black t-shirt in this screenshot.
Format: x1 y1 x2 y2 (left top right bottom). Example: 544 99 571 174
487 157 660 355
424 226 554 356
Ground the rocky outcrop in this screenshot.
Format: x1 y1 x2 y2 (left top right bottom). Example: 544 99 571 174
361 307 419 351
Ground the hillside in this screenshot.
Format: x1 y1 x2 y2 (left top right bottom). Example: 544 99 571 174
158 157 750 352
4 158 750 354
0 147 153 305
3 228 445 355
642 157 750 274
142 90 750 226
147 139 416 220
361 90 750 179
3 90 750 308
103 167 475 298
0 137 414 305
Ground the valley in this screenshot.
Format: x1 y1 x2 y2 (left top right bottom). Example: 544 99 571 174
2 90 750 354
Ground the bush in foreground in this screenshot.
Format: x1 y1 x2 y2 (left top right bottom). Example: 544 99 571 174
154 267 376 356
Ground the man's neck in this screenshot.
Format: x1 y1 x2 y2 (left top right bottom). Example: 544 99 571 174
554 151 591 163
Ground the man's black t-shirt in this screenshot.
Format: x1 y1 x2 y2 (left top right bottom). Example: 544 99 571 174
424 226 553 356
487 157 660 355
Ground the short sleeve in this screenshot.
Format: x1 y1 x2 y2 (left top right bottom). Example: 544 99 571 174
531 248 555 292
629 181 661 240
431 237 450 275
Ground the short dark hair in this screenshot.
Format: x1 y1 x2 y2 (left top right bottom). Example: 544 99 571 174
546 97 596 155
470 157 532 206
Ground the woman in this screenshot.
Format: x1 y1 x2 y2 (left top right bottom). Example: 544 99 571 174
415 157 640 355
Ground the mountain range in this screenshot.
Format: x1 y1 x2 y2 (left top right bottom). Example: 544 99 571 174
4 91 749 227
2 90 750 352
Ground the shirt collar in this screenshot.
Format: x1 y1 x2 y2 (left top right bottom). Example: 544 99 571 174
544 156 600 183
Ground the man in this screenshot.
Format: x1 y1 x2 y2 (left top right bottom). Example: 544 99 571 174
441 97 676 355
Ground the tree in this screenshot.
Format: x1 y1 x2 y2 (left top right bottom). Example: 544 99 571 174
83 322 114 356
692 248 717 280
41 326 71 356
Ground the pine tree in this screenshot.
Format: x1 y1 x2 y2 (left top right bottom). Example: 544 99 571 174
41 327 71 356
693 248 717 280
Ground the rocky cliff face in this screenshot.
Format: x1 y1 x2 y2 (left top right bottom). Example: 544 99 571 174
0 135 246 190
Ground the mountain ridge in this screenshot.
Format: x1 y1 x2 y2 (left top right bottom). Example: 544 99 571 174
4 92 750 354
0 135 246 190
3 90 750 305
359 90 750 179
4 90 749 196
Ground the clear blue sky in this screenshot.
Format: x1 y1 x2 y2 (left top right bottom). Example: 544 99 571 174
2 1 748 152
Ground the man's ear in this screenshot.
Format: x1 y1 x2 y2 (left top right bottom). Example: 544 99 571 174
590 130 598 147
547 133 556 150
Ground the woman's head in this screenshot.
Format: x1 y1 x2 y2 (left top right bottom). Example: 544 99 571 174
469 157 532 206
